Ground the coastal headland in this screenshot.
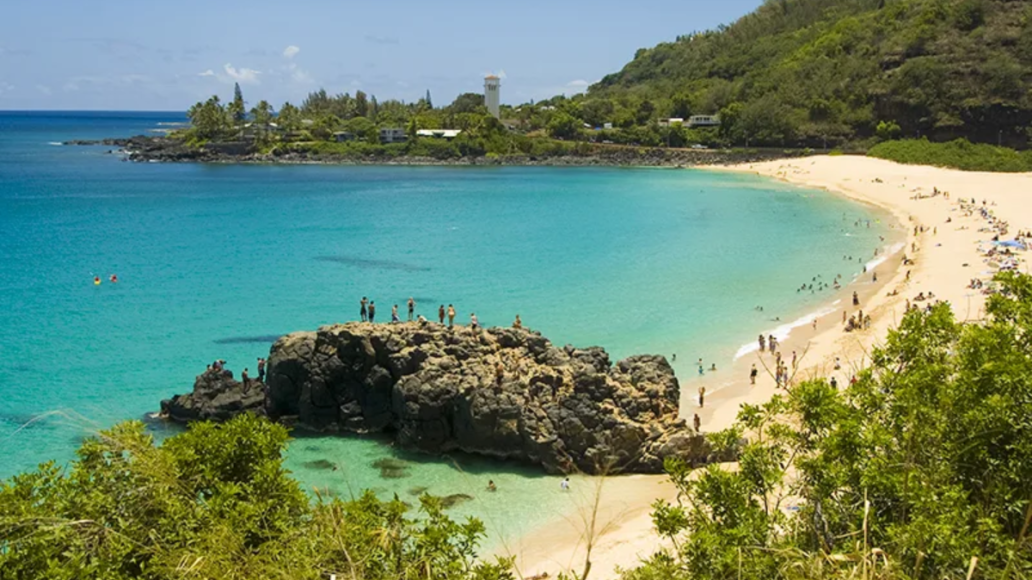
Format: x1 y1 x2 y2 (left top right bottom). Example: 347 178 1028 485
161 323 725 475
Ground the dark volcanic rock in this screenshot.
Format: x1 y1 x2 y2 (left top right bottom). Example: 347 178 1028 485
160 368 265 422
164 323 723 474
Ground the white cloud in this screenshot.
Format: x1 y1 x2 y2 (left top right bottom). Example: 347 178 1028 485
198 69 215 77
283 45 300 59
497 69 507 80
287 63 313 84
223 63 261 85
566 79 589 88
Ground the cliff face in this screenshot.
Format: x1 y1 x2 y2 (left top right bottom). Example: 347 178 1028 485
164 323 718 474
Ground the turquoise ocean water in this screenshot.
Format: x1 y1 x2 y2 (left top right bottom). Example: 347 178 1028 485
0 111 890 543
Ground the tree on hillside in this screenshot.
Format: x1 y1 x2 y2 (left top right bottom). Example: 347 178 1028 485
355 90 369 118
187 95 230 139
277 101 301 131
426 89 433 109
447 93 486 114
251 100 274 127
229 82 246 124
548 111 582 140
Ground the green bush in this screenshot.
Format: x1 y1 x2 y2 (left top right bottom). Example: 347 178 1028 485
629 272 1032 580
0 414 513 580
868 137 1032 172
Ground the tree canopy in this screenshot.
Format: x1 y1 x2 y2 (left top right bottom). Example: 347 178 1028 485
0 414 513 580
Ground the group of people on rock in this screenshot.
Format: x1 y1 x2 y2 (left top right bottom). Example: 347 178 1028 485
357 296 526 334
205 357 266 388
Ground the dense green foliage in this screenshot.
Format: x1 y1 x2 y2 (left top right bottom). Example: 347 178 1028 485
628 272 1032 580
580 0 1032 148
869 138 1032 171
0 414 512 580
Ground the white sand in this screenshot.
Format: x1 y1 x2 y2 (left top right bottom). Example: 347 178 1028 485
504 156 1032 580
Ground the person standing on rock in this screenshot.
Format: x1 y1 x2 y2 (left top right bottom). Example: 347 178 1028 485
257 357 266 383
360 297 368 322
438 304 446 324
241 368 249 387
391 304 400 323
693 413 701 432
470 313 479 331
447 304 456 328
407 297 415 321
513 314 522 329
495 361 504 386
368 301 376 323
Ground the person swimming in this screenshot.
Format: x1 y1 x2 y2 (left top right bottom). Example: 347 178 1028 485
93 276 101 285
109 274 118 283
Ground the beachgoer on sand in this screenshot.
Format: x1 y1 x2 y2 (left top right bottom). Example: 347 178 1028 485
693 413 701 432
750 364 758 385
698 386 706 408
560 477 570 491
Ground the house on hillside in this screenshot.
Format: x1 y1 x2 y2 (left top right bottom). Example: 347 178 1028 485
658 118 684 127
379 127 407 144
687 115 721 128
333 131 357 142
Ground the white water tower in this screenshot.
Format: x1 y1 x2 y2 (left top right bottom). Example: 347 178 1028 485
484 75 501 118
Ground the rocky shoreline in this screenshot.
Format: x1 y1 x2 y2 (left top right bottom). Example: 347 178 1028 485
161 323 730 474
66 135 808 167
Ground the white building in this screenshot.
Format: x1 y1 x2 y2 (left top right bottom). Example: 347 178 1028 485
416 129 462 139
687 115 721 128
379 127 407 144
484 75 501 119
658 118 684 128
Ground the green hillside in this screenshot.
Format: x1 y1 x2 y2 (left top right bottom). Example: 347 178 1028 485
581 0 1032 147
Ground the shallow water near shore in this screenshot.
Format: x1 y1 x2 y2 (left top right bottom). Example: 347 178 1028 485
0 111 890 543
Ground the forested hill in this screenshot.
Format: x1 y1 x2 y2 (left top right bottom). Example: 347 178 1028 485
586 0 1032 147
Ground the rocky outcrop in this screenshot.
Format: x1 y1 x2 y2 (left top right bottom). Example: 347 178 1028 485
163 323 724 474
161 368 265 422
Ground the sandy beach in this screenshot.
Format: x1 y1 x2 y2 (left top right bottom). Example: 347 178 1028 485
506 155 1032 579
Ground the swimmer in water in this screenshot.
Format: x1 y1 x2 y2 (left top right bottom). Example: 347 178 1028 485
93 276 101 285
109 274 118 283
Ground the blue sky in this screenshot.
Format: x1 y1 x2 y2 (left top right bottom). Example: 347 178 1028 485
0 0 763 111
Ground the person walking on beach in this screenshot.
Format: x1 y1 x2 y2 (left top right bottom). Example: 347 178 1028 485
750 363 758 385
368 301 376 323
438 305 446 324
560 477 570 491
391 304 400 323
791 350 797 370
257 357 266 383
853 291 860 306
693 413 701 433
447 304 456 328
407 297 415 321
698 386 706 408
758 334 766 353
360 297 368 322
